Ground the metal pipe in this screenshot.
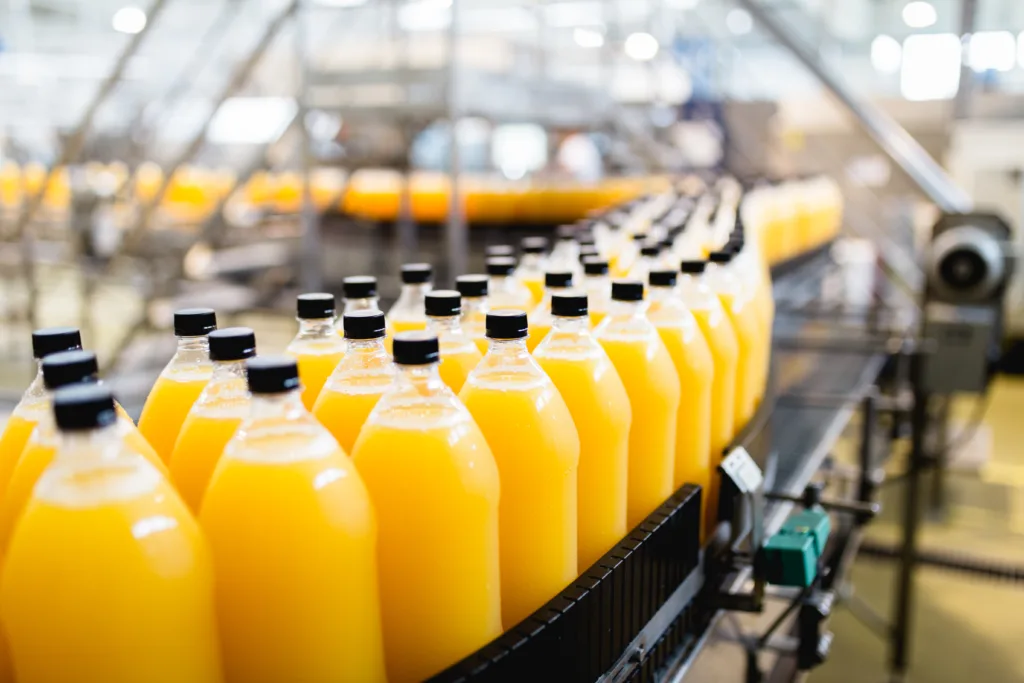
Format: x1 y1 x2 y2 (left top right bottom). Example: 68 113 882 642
296 0 322 292
732 0 973 214
444 0 467 280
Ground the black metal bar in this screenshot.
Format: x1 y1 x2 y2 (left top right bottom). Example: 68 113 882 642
857 390 878 507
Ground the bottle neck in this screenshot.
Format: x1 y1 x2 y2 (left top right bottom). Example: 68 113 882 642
343 296 381 313
400 283 431 299
520 253 544 269
486 336 530 357
20 363 48 405
648 284 676 302
211 359 249 382
461 296 487 315
249 389 306 420
176 335 210 353
606 299 646 319
297 317 336 337
551 315 590 334
585 274 610 287
57 423 123 464
395 362 446 393
345 336 386 353
427 315 462 334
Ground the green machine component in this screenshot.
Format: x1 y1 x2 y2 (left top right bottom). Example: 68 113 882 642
758 507 831 588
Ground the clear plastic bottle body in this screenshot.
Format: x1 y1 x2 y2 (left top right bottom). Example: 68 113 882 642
387 283 432 333
585 274 612 326
533 315 631 570
514 253 547 305
0 364 50 497
487 274 533 312
286 317 346 410
312 337 396 455
548 238 580 273
526 284 573 352
459 337 579 628
426 315 483 394
460 295 490 354
1 423 223 683
352 362 501 683
201 387 386 682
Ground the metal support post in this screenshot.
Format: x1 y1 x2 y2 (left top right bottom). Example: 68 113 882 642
296 0 322 292
857 389 879 507
444 0 467 281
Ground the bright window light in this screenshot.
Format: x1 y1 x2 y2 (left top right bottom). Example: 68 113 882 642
207 97 298 145
398 0 452 32
901 1 937 29
544 1 604 27
900 33 960 101
492 124 548 181
312 0 369 6
574 27 605 48
871 34 902 73
726 8 753 36
968 31 1016 72
624 32 659 61
1019 31 1024 68
112 6 147 34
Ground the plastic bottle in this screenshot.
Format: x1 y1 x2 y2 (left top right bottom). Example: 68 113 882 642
138 309 217 464
534 293 631 570
169 327 257 512
459 310 579 628
486 257 533 311
340 275 391 334
548 225 581 278
594 281 681 527
456 274 490 354
515 237 548 305
728 230 774 408
485 244 515 258
613 232 646 278
0 385 223 683
200 357 385 683
0 327 82 495
286 293 346 410
582 257 612 326
627 242 663 285
313 311 395 454
387 263 433 336
352 332 501 683
645 271 715 528
426 290 483 393
526 270 574 352
704 250 760 433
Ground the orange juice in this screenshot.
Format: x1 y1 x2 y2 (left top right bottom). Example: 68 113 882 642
583 258 612 326
456 274 490 354
286 293 346 409
487 257 534 311
169 327 256 512
352 332 501 683
1 385 222 683
313 310 394 453
534 294 631 570
426 290 483 393
646 273 714 525
460 310 579 628
138 308 216 464
526 271 574 352
595 282 681 528
201 357 385 682
515 237 549 305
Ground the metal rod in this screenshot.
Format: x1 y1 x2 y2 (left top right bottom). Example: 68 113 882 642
952 0 978 120
444 0 467 280
732 0 973 214
296 0 322 292
857 390 879 507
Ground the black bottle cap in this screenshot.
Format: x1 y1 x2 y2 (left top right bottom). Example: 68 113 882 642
583 258 610 276
556 225 576 241
297 292 336 320
632 233 649 242
32 327 82 360
611 280 644 302
486 310 528 340
456 274 488 297
343 276 378 299
578 235 596 247
52 384 117 432
680 260 707 274
426 290 461 317
42 350 99 391
343 310 386 340
400 263 433 284
578 247 600 263
246 356 301 395
486 257 516 276
709 250 733 264
174 308 217 337
209 327 257 362
551 293 588 318
485 244 515 257
393 331 440 365
521 237 548 254
649 270 678 288
545 271 573 288
640 244 661 257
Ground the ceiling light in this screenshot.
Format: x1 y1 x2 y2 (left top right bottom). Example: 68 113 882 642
624 32 659 61
901 33 960 101
726 9 753 36
870 34 902 73
967 31 1016 72
574 28 604 48
112 6 147 34
901 1 937 29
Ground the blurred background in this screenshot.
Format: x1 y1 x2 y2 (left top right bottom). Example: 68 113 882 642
1 0 1024 679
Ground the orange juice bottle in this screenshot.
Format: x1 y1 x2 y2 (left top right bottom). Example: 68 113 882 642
460 310 579 628
705 250 760 432
0 327 82 497
534 293 631 570
456 274 490 354
548 225 583 282
169 327 256 512
352 332 501 682
582 257 612 326
313 311 394 454
485 243 515 258
594 281 681 528
340 275 392 338
486 257 533 311
387 262 433 338
138 308 217 464
612 232 646 278
201 357 385 682
1 385 222 683
515 236 549 304
426 290 482 393
645 271 714 525
286 293 346 410
626 242 663 285
728 231 774 407
526 271 574 352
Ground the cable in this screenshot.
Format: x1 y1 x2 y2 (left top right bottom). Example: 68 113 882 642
858 540 1024 584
